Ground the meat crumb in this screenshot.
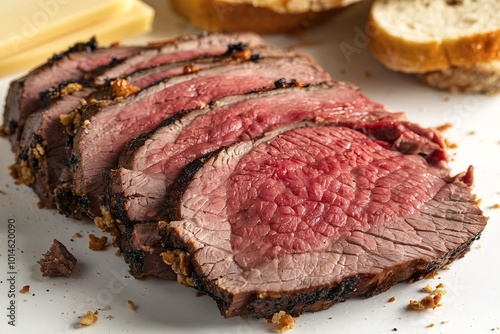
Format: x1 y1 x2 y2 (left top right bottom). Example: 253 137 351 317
80 310 98 326
38 239 77 277
436 123 453 132
444 138 457 149
0 189 5 195
128 300 136 311
409 283 446 310
110 78 140 99
20 285 30 294
269 311 295 333
388 296 396 303
89 234 107 251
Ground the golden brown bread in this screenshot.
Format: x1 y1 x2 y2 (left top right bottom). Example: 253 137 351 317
169 0 362 34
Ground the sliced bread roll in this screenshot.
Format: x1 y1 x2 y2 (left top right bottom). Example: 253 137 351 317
369 0 500 73
169 0 362 34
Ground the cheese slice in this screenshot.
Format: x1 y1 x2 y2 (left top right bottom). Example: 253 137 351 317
0 0 154 76
0 0 134 60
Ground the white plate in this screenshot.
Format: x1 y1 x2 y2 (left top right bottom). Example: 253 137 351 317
1 1 499 333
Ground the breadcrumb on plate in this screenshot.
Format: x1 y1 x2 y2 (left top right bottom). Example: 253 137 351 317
80 310 98 326
269 310 295 333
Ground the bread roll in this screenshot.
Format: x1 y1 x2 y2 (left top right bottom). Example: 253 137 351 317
169 0 362 34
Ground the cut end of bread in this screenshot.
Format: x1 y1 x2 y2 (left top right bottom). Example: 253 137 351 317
369 0 500 73
169 0 361 34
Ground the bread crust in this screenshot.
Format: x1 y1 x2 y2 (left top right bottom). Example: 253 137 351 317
368 12 449 73
169 0 355 34
368 4 500 73
420 61 500 94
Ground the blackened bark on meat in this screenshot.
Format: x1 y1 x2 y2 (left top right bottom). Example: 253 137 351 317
48 37 98 63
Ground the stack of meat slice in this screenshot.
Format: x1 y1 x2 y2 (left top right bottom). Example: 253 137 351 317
2 32 488 319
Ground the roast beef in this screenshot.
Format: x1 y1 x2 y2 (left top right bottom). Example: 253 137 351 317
108 81 446 279
1 38 141 149
15 43 274 209
66 55 330 219
159 122 487 318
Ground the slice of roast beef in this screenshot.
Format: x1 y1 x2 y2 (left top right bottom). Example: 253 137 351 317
108 81 445 279
159 122 487 318
66 55 331 219
112 82 442 226
15 44 277 209
1 38 142 149
93 32 265 85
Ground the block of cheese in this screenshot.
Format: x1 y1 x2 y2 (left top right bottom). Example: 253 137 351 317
0 0 154 76
0 0 134 60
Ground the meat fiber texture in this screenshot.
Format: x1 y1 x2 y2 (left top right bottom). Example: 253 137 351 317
108 81 447 279
159 123 487 318
10 32 266 210
68 55 330 220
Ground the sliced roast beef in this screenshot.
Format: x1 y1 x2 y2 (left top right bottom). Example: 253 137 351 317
112 82 442 225
94 32 265 85
1 38 141 149
66 55 331 220
107 81 446 279
159 122 487 318
3 32 264 150
15 44 278 209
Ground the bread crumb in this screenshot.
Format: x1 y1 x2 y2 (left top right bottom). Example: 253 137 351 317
422 284 434 293
128 300 136 311
0 189 5 195
492 204 500 209
442 320 449 324
409 283 446 310
388 296 396 303
115 250 122 256
101 305 111 311
60 82 83 96
468 130 476 135
110 78 140 99
106 315 113 320
20 285 30 294
436 123 453 132
270 311 295 333
89 234 107 251
80 310 98 326
428 323 435 328
444 138 457 149
364 71 372 78
73 232 82 238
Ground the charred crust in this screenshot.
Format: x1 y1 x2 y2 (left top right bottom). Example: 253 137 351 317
249 54 263 61
49 37 98 63
40 82 84 107
0 121 17 137
54 187 88 219
122 110 191 162
165 148 225 221
64 154 80 167
121 249 145 278
274 78 304 89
